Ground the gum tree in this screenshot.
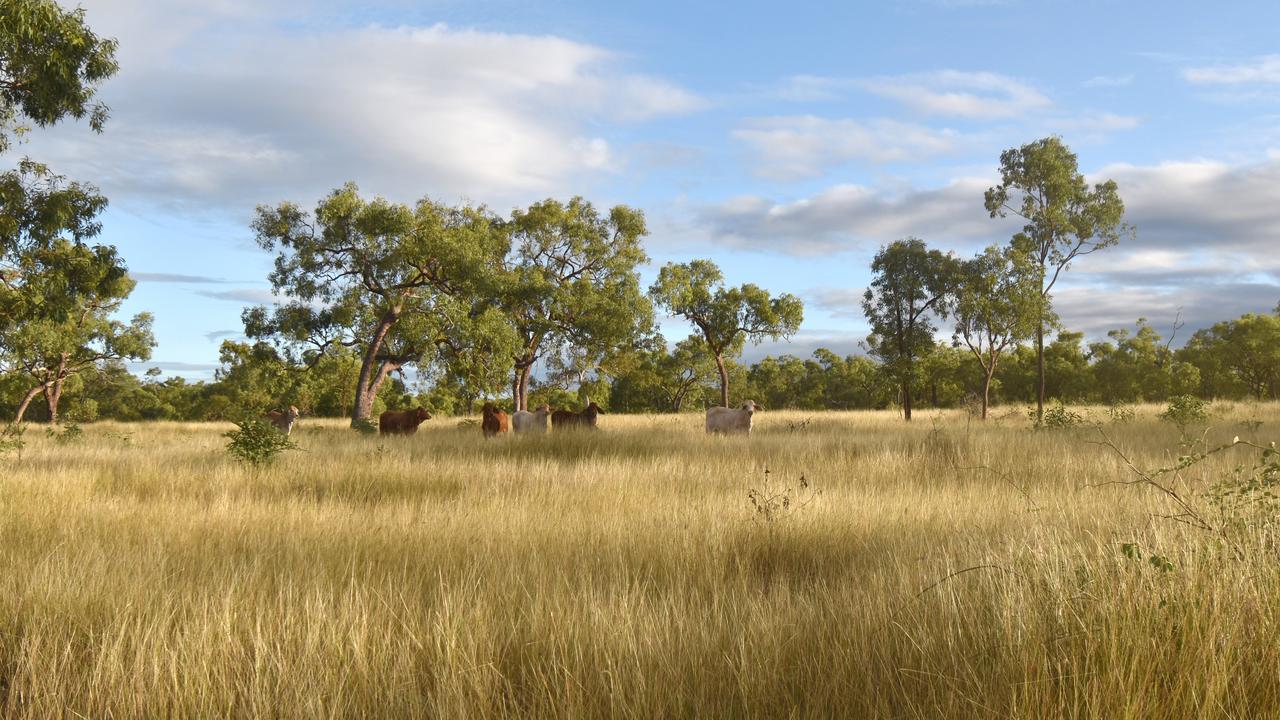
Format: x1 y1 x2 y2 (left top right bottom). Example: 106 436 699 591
861 238 957 421
985 136 1131 422
951 245 1039 419
245 184 516 425
500 197 651 411
650 259 803 408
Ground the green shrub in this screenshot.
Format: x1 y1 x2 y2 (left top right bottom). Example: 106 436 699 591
224 418 297 466
0 423 26 460
1030 402 1085 430
352 418 378 435
1160 395 1209 432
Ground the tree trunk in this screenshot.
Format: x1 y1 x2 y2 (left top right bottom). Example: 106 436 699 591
45 379 64 425
14 385 42 424
351 312 397 425
512 365 532 411
714 354 729 407
981 369 993 420
902 381 913 421
1035 319 1045 422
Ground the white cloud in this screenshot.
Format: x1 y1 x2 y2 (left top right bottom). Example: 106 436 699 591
697 177 1010 255
11 10 705 214
1184 55 1280 85
732 116 961 180
857 70 1050 119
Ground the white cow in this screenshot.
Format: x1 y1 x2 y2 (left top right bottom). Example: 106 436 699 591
705 400 759 435
512 403 552 434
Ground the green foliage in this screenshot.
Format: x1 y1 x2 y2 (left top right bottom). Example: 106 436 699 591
44 420 80 444
0 421 25 459
1030 401 1085 430
502 197 652 410
351 418 378 435
1178 312 1280 400
861 238 958 420
1205 441 1280 536
0 163 154 422
985 136 1130 420
224 418 298 465
0 0 118 153
246 184 514 424
651 258 803 407
1106 404 1136 424
952 245 1041 418
1160 395 1209 431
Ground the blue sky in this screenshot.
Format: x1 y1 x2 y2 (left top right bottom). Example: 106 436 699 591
9 0 1280 378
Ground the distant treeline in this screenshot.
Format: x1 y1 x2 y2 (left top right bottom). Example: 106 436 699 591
2 309 1275 423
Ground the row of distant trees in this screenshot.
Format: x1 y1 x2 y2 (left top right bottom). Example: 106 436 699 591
6 307 1277 423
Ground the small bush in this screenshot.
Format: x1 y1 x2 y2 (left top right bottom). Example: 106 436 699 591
46 422 84 445
352 418 379 435
0 423 26 460
1107 404 1136 424
1160 395 1209 431
1030 402 1085 430
225 418 297 466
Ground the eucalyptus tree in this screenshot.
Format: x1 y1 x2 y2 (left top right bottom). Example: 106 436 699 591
951 245 1039 419
500 197 651 411
985 136 1131 422
861 238 958 421
245 184 516 425
0 0 118 153
650 259 803 408
0 162 152 423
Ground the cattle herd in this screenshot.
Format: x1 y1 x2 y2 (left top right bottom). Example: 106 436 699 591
263 400 761 437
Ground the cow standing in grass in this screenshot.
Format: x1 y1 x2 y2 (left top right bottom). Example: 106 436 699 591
512 404 552 434
706 400 759 435
551 401 603 430
379 408 432 436
266 405 300 435
481 402 510 439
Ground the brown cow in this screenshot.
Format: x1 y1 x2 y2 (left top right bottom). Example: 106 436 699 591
378 407 432 435
265 405 300 435
551 400 603 430
481 402 510 439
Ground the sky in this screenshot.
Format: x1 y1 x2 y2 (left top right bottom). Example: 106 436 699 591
8 0 1280 379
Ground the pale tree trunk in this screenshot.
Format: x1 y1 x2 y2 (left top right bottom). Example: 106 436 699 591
981 369 993 420
351 311 397 426
714 355 729 408
512 364 532 411
1035 320 1045 422
14 385 43 424
45 380 63 424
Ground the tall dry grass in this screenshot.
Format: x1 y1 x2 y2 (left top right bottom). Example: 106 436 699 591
0 403 1277 718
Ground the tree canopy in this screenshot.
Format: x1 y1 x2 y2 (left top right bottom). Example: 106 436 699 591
650 259 803 408
0 0 119 152
985 135 1130 422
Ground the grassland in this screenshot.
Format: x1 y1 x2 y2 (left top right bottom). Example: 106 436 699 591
0 404 1277 718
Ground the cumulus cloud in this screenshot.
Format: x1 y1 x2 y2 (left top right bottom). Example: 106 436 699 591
13 7 705 215
1183 55 1280 84
857 70 1050 118
808 288 868 319
1051 281 1278 341
697 177 1013 255
732 116 961 180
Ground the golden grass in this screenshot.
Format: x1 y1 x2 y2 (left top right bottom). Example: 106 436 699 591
0 404 1278 718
